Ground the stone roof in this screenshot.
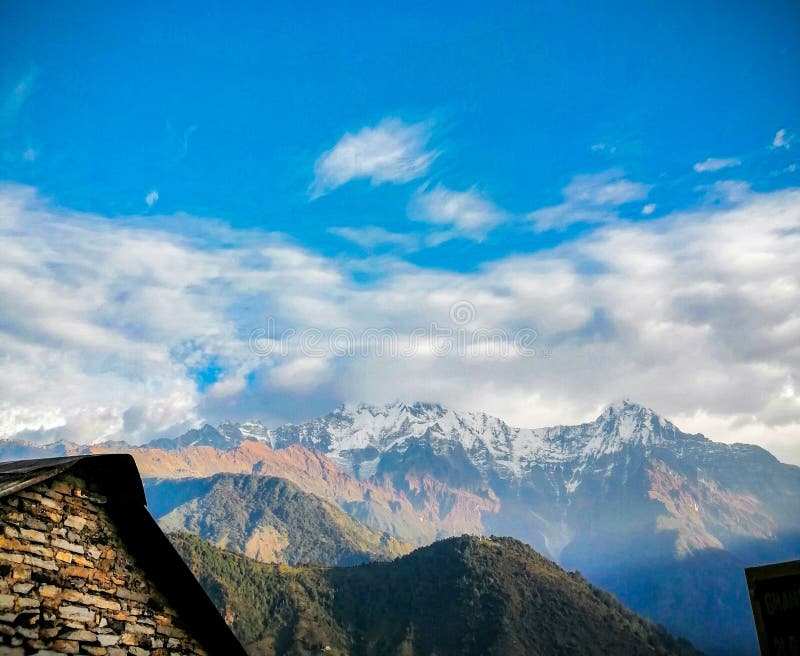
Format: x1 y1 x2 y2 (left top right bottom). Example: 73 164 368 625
0 454 247 656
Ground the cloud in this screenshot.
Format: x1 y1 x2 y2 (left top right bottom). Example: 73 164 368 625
527 170 650 232
164 123 199 167
310 118 436 197
641 203 656 216
563 172 649 206
693 157 741 173
329 226 420 252
145 189 159 207
1 69 37 123
0 184 321 444
270 356 332 392
590 143 616 154
2 184 800 464
698 180 752 205
773 128 792 149
408 183 506 240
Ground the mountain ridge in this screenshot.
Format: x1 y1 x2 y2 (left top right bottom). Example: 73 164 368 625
172 531 701 656
145 473 412 566
0 398 776 468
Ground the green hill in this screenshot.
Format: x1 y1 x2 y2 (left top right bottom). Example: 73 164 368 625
146 474 411 566
172 533 700 656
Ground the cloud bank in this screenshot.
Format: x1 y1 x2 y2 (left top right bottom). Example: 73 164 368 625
1 183 799 464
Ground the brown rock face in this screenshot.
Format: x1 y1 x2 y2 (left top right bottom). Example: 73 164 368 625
99 442 497 547
646 459 777 555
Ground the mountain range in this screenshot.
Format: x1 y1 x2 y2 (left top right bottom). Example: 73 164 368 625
2 399 798 654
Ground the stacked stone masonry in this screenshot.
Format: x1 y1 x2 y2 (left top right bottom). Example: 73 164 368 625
0 473 208 655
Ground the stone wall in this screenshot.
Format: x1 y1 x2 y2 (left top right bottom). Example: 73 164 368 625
0 472 209 655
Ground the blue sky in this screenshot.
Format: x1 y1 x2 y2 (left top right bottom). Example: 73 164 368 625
3 1 798 264
1 2 800 460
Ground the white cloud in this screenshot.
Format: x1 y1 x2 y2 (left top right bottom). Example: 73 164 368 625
773 128 791 149
270 356 332 392
693 157 741 173
698 180 752 205
0 184 334 444
408 183 506 239
527 170 650 232
563 172 648 205
329 226 420 252
642 203 656 216
145 189 159 207
2 184 800 465
310 118 436 197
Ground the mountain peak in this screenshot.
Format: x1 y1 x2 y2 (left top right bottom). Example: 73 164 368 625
337 400 448 419
600 398 653 418
333 400 454 434
589 399 684 452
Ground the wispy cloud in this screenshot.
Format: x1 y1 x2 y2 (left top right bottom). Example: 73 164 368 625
164 122 199 168
693 157 741 173
310 118 436 198
145 189 159 208
1 68 37 125
408 183 506 241
329 226 420 252
697 180 752 205
527 170 650 232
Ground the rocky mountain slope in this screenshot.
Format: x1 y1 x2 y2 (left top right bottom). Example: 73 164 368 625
114 440 493 545
249 399 799 654
145 473 411 566
172 532 700 656
138 399 799 560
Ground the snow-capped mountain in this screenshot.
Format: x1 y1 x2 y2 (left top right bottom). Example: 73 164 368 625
209 399 700 477
148 399 799 560
2 399 796 654
211 399 780 505
218 420 272 444
193 399 800 654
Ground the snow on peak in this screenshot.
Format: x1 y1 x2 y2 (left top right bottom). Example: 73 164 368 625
600 398 651 418
215 399 695 481
272 401 560 478
218 420 272 445
587 399 680 454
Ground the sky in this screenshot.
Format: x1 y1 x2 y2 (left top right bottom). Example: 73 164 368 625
1 1 799 461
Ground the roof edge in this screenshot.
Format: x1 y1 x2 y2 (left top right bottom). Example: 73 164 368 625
0 454 146 506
